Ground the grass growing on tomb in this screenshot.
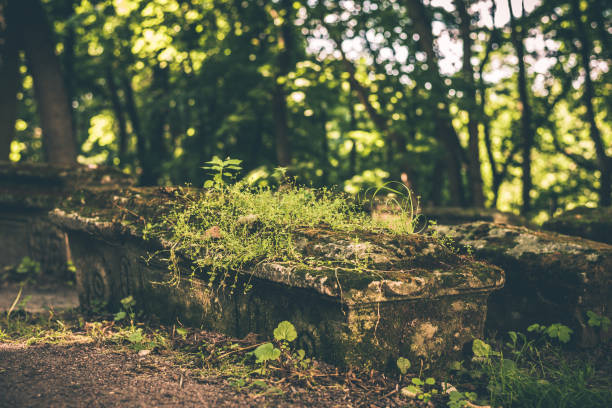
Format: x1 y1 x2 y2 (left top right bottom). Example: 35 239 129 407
146 158 422 288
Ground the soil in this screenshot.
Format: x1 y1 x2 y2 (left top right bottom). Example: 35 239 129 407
0 283 78 313
0 341 431 408
0 283 437 407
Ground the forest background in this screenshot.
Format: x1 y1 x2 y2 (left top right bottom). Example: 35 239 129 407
0 0 610 223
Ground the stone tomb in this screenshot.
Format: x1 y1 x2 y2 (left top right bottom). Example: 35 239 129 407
543 206 612 245
433 222 612 346
52 187 504 371
0 162 133 280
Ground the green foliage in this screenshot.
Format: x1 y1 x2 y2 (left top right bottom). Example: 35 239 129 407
16 257 41 280
253 343 281 364
202 157 243 189
153 158 419 290
447 390 477 408
464 327 612 408
400 376 438 403
587 311 611 332
273 321 297 343
527 323 573 344
8 0 610 217
396 356 411 375
365 181 422 234
114 296 136 322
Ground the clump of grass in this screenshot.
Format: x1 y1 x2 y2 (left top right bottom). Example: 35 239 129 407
453 326 612 408
148 158 421 289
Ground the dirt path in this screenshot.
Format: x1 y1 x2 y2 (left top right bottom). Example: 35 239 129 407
0 283 78 313
0 341 422 408
0 342 374 408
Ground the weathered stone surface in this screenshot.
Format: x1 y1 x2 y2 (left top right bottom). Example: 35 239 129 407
433 222 612 346
0 162 133 280
543 207 612 245
51 187 504 371
422 207 527 226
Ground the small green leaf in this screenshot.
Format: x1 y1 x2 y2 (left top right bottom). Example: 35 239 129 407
114 311 127 321
396 357 411 375
203 180 214 188
450 361 463 371
545 323 573 343
273 321 297 342
120 296 135 308
528 323 543 333
425 377 435 385
412 377 424 386
449 390 464 401
254 342 280 363
472 339 492 358
128 329 143 344
401 385 420 397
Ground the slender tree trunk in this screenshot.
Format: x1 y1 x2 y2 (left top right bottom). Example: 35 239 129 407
0 11 19 160
319 110 329 185
430 159 444 206
405 0 466 206
571 0 611 206
105 67 129 165
273 86 291 167
121 75 146 180
272 0 293 168
455 0 484 207
348 93 357 178
9 0 77 164
507 0 533 214
140 64 170 185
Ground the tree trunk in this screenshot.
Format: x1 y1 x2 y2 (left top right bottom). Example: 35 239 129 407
319 110 329 185
405 0 466 206
0 11 19 161
570 0 611 206
507 0 533 214
9 0 77 165
121 74 146 180
140 64 170 186
272 0 293 168
348 92 357 178
105 67 129 165
273 85 291 167
455 0 484 207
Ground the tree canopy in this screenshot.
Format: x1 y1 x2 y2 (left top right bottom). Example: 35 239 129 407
0 0 610 222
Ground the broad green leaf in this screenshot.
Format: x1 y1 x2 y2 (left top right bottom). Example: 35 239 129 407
273 321 297 342
254 342 280 363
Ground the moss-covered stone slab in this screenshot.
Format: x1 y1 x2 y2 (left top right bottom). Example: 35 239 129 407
433 222 612 346
543 207 612 245
0 162 133 280
51 187 504 371
421 207 527 226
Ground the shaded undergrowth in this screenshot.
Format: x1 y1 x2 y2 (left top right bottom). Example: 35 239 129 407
2 307 611 408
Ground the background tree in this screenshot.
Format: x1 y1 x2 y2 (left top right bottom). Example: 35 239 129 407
0 0 608 220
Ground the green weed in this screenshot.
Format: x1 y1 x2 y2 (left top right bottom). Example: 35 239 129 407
464 324 612 408
150 157 420 291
